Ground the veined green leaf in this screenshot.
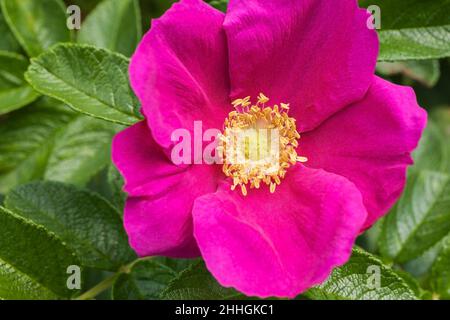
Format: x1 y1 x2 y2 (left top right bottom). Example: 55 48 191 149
0 258 59 300
0 51 39 115
378 27 450 61
379 171 450 263
107 164 126 213
431 234 450 299
44 116 123 185
5 182 136 271
360 0 450 61
0 99 122 193
430 108 450 173
0 206 80 298
25 44 142 125
0 0 71 57
379 116 450 269
403 239 444 278
305 248 417 300
161 261 245 300
411 119 450 174
113 258 194 300
78 0 142 57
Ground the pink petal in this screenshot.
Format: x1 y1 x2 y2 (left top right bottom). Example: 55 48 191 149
112 122 222 258
300 77 427 230
129 0 230 149
193 165 367 298
224 0 378 132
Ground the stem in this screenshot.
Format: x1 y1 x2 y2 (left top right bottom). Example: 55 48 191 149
74 259 146 300
75 272 120 300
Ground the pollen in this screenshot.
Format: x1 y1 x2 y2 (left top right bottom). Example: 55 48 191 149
220 93 307 196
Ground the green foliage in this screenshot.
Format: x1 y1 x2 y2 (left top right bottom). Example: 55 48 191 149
107 164 126 212
0 259 59 300
78 0 142 57
0 51 39 115
0 206 80 298
207 0 228 12
5 181 136 271
379 115 450 268
0 10 20 52
0 0 71 57
411 119 450 173
305 248 417 300
431 235 450 298
161 261 246 300
0 99 121 193
113 258 194 300
379 171 450 263
360 0 450 61
25 44 142 125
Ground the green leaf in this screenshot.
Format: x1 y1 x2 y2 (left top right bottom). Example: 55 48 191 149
107 164 126 212
5 181 136 271
360 0 450 61
113 258 194 300
25 44 142 125
379 171 450 263
0 206 80 298
0 100 73 193
68 0 102 13
0 99 121 193
357 218 383 253
0 9 21 52
207 0 228 12
411 119 450 173
0 51 39 115
43 116 123 186
161 261 245 300
0 0 71 57
0 258 59 299
305 248 417 300
430 108 450 173
78 0 142 57
431 234 450 299
403 240 444 278
394 269 431 299
376 60 441 88
378 27 450 61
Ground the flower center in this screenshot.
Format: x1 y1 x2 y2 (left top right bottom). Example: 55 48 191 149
219 93 307 196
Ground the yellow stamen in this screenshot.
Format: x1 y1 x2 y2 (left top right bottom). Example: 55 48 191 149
220 94 307 196
241 184 248 196
232 96 251 109
280 103 290 111
257 93 269 104
270 182 276 194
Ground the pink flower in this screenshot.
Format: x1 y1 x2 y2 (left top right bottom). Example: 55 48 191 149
112 0 427 298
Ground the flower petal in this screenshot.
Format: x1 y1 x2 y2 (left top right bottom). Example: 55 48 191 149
300 77 427 230
193 165 367 298
112 121 184 197
224 0 378 132
112 122 221 258
130 0 230 149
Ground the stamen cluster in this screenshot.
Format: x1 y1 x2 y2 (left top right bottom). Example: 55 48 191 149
219 94 307 196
